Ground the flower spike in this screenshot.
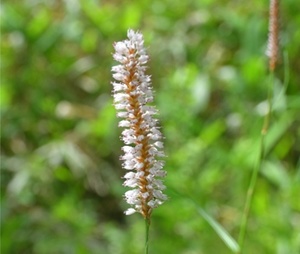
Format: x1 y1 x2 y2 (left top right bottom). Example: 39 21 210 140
266 0 279 72
112 29 167 219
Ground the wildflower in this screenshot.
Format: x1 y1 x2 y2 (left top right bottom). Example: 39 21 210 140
266 0 279 71
112 29 167 219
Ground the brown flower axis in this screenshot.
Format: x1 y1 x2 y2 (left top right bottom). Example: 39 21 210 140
124 56 152 219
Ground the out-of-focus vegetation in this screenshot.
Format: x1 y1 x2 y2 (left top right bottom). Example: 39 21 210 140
1 0 299 253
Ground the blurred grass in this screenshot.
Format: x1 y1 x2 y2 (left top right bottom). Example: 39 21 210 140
1 0 300 253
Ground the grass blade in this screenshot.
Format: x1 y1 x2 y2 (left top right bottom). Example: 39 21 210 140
196 207 240 253
168 188 240 253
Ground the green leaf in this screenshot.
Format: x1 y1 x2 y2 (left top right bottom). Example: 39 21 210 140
168 187 240 253
196 207 240 253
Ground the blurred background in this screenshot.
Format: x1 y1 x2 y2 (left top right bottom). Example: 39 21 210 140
1 0 300 253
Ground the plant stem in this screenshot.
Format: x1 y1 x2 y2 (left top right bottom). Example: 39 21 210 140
145 217 151 254
238 134 265 252
238 72 274 253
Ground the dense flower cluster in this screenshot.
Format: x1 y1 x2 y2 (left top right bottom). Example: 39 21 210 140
112 30 167 219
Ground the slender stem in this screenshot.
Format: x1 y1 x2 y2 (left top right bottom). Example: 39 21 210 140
145 217 151 254
239 0 279 249
238 72 274 253
238 134 265 252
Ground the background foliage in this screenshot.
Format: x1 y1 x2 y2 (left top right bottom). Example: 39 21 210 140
1 0 299 253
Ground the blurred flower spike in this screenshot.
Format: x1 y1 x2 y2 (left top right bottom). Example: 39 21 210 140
111 29 167 219
266 0 279 71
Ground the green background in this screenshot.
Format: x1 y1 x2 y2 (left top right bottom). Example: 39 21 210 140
1 0 299 253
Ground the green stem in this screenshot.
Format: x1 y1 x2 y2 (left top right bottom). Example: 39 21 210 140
145 217 151 254
238 72 274 253
238 134 265 252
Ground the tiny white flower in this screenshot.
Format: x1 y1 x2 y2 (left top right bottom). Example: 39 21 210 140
125 208 136 215
154 141 164 148
113 93 128 102
117 112 128 118
124 178 138 187
124 171 135 179
112 72 126 81
138 55 148 64
118 120 130 127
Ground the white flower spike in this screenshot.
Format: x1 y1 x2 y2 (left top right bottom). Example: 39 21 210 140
112 29 167 219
